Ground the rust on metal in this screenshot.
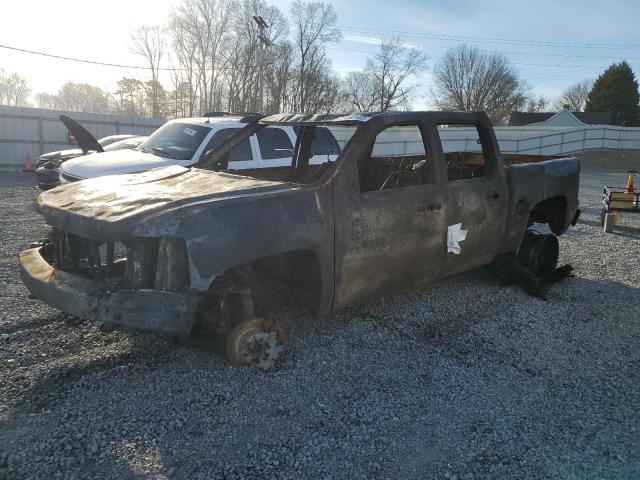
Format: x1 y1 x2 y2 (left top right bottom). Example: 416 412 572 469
19 111 581 365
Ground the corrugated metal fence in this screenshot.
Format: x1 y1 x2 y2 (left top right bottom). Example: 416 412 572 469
0 105 165 169
3 108 640 169
494 126 640 155
332 125 640 156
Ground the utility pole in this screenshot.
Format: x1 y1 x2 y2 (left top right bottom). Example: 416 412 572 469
253 15 270 113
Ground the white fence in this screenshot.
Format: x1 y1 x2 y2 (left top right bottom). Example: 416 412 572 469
0 105 165 169
331 125 640 156
494 126 640 155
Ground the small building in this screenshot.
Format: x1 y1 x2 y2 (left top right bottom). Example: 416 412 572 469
508 110 612 128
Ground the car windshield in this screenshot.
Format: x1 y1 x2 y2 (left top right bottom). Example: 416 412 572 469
139 123 210 161
104 137 145 152
98 135 134 147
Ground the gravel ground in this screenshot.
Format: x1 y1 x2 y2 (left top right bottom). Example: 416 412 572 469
1 169 639 480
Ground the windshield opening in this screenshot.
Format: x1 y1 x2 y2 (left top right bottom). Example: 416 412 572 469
139 123 210 161
199 122 357 185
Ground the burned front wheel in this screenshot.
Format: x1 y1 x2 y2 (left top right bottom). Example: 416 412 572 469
225 318 285 369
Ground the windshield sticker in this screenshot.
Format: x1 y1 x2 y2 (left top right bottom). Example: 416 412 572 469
183 127 198 136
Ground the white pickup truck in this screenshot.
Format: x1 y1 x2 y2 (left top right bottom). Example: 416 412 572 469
59 114 340 183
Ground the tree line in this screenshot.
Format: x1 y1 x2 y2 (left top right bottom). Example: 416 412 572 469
0 0 638 126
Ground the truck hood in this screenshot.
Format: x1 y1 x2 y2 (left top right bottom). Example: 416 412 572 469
59 115 104 154
37 166 290 240
60 149 178 180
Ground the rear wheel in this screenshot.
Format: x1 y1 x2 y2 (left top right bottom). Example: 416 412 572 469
517 230 559 278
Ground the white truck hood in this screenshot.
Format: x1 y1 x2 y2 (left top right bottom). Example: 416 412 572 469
60 149 181 180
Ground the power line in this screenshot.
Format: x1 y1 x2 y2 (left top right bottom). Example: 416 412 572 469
0 43 250 72
328 46 610 70
341 25 638 50
0 40 612 77
343 36 640 61
0 43 155 70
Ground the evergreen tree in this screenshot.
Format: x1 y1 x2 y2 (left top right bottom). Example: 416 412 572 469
585 61 640 126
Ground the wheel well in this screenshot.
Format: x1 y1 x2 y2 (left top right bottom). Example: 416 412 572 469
212 250 322 315
528 196 567 235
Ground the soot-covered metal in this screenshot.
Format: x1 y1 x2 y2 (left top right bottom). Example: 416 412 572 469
20 111 581 366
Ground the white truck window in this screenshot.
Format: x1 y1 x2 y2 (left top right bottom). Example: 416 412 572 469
312 127 341 156
205 128 253 162
257 128 293 160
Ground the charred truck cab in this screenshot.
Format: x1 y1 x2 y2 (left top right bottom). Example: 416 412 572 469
20 111 580 368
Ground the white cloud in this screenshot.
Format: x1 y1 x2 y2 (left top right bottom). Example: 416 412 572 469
342 35 423 51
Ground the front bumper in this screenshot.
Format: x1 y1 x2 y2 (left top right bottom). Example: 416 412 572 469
35 166 60 189
19 247 200 337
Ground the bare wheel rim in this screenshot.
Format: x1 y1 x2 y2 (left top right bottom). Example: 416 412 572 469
225 318 285 368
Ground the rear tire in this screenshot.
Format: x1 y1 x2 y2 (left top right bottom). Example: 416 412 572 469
517 230 559 278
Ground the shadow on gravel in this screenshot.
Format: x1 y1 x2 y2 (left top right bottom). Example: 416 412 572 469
0 312 71 336
576 218 603 228
0 172 38 188
608 226 640 239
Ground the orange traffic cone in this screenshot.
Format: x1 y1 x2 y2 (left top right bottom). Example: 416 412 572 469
23 153 34 172
625 171 636 193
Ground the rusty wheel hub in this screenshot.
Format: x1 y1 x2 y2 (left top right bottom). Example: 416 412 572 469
226 318 285 369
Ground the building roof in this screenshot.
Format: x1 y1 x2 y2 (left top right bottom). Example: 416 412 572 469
508 110 613 126
508 112 554 126
573 111 612 125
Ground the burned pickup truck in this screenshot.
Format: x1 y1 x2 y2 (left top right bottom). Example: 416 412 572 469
20 111 580 368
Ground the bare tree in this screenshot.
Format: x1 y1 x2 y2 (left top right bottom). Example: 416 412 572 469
35 92 56 109
226 0 289 113
513 93 551 113
432 44 526 124
130 25 165 117
290 0 341 112
193 0 234 113
169 2 201 116
123 0 345 116
342 70 378 112
114 77 147 116
54 82 111 113
555 79 593 111
304 67 342 113
265 41 294 113
529 96 550 113
0 70 30 106
342 39 428 112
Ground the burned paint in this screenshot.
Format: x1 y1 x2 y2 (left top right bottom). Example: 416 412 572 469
20 111 580 346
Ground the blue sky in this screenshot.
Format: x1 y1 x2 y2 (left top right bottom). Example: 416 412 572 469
286 0 640 108
1 0 638 109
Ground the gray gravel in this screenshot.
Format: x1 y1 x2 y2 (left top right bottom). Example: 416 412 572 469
1 169 639 480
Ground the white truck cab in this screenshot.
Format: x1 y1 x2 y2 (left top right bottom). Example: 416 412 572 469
59 115 340 183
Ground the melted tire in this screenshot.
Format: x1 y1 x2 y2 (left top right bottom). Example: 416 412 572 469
517 230 559 279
